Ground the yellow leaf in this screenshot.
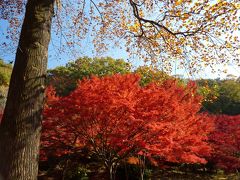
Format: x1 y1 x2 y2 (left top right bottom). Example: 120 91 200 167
175 0 184 6
128 22 140 32
181 14 190 20
139 9 144 17
235 3 240 9
226 42 232 48
176 48 183 54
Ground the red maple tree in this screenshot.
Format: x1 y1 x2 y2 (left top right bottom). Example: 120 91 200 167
208 115 240 171
41 74 213 178
135 81 213 164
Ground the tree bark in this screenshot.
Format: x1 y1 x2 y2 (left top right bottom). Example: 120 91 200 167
0 0 54 179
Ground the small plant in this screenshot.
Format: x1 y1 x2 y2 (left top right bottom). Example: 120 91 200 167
64 164 90 180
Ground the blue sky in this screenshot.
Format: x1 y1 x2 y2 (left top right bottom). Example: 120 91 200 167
0 18 131 67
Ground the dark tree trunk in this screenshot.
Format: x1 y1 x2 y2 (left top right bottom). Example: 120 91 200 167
0 0 54 179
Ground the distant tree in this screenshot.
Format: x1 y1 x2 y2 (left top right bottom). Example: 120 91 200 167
0 59 12 86
217 80 240 115
196 79 220 111
0 86 9 109
0 59 12 109
134 66 171 86
197 79 240 115
48 57 131 96
42 74 213 180
48 58 176 96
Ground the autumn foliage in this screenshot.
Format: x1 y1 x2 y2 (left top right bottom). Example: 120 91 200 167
41 74 213 168
208 115 240 171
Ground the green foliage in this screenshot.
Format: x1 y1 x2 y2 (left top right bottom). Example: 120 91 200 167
216 80 240 115
47 57 174 96
0 59 12 86
0 86 8 109
134 66 171 86
0 59 12 108
0 73 9 86
197 79 220 104
197 79 240 115
64 164 90 180
67 56 131 77
47 57 131 96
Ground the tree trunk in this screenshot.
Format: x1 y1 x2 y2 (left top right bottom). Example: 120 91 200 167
109 164 116 180
106 162 118 180
0 0 54 179
138 155 145 180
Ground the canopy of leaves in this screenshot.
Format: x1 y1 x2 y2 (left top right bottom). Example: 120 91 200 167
47 57 131 96
42 74 213 166
1 0 239 73
197 79 240 115
216 80 240 115
134 66 171 86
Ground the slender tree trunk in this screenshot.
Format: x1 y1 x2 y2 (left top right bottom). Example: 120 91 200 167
0 0 54 179
138 155 145 180
107 162 118 180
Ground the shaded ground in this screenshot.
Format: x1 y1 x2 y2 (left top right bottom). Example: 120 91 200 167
151 169 240 180
38 155 240 180
39 164 240 180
